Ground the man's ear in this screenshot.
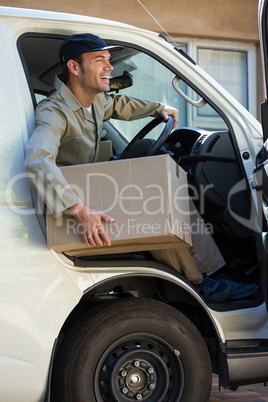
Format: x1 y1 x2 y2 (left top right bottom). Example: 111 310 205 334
67 60 79 76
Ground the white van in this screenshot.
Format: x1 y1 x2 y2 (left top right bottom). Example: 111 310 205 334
0 4 268 401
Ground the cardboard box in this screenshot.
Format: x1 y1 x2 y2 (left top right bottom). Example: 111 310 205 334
46 154 192 257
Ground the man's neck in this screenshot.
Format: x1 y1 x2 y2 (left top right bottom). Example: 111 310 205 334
66 81 96 108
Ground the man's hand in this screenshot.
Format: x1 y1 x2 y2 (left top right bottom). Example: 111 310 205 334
159 105 179 128
67 202 114 247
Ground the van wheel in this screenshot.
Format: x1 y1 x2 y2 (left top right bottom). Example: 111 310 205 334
51 298 212 402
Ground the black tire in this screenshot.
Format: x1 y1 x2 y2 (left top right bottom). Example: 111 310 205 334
51 298 212 402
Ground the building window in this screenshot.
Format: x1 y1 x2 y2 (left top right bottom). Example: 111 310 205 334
176 39 257 119
197 48 248 109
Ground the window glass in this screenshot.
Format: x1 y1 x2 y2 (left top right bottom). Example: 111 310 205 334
110 50 187 142
110 49 226 142
197 48 248 109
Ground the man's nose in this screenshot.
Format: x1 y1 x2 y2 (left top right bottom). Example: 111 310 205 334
105 60 113 71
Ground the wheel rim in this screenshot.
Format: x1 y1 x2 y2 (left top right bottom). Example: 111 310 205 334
94 332 185 401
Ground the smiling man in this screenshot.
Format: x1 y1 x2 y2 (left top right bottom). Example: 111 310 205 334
25 33 178 248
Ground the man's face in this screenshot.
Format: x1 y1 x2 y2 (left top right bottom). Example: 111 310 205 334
77 50 113 95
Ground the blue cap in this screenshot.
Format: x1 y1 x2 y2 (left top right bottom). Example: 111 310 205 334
59 33 123 65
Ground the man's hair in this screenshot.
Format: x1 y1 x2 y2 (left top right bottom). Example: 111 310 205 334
60 53 85 83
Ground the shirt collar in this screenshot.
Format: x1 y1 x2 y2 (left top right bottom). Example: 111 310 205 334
53 75 97 122
54 74 82 112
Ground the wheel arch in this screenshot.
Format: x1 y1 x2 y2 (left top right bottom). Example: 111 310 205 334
53 272 225 372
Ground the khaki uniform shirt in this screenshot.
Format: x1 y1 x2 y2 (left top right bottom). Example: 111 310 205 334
25 75 163 216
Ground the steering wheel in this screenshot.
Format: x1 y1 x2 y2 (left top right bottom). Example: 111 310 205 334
119 116 174 159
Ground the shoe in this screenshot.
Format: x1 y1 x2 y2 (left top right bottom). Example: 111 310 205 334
195 274 232 303
217 274 258 301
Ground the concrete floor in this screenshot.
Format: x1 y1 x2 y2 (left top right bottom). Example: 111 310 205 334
210 375 268 401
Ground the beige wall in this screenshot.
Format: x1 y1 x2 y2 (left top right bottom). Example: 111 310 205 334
3 0 264 119
2 0 259 41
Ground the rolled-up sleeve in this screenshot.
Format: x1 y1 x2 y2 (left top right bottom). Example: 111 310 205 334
25 101 81 216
